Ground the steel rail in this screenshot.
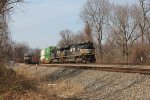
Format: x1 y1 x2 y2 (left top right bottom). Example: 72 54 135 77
40 64 150 75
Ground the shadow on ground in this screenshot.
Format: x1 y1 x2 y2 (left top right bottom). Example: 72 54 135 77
45 68 85 82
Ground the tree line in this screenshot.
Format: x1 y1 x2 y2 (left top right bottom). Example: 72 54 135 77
58 0 150 64
1 0 150 65
0 0 26 64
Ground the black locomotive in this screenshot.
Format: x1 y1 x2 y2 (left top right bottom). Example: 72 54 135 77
50 41 96 63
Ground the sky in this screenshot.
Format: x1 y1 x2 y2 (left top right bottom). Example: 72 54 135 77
11 0 136 49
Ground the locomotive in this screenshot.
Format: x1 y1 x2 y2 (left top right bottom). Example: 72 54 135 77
40 41 96 63
24 51 40 64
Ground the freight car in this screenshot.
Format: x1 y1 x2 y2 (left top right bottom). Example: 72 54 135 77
24 51 40 64
40 41 96 64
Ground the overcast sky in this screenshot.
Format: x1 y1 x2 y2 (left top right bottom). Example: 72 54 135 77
11 0 136 49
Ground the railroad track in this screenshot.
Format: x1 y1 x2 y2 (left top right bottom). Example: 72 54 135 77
40 64 150 75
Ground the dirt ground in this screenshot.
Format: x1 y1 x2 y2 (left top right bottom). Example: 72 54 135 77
13 64 150 100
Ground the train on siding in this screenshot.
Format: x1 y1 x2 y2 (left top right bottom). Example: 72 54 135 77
24 41 96 64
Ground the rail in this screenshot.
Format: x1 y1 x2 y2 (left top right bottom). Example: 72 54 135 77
39 64 150 75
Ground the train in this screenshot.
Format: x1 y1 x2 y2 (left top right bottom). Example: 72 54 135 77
24 53 40 64
24 41 96 64
24 49 40 64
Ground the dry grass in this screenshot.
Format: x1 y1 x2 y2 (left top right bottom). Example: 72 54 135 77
2 91 66 100
0 65 64 100
130 45 150 64
40 80 84 98
55 81 83 97
15 66 84 98
0 64 38 100
15 67 35 79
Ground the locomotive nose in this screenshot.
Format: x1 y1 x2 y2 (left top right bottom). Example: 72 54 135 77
86 49 92 53
86 49 94 54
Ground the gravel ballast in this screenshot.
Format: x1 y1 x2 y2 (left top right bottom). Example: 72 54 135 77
14 64 150 100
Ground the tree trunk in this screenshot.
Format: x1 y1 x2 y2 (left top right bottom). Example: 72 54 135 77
125 39 129 64
141 31 144 46
98 37 103 62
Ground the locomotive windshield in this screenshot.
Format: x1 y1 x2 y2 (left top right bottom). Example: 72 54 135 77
24 53 30 57
77 42 95 49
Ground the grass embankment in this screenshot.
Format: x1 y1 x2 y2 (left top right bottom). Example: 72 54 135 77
0 64 67 100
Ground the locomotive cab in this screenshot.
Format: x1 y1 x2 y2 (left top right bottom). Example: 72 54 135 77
24 51 40 64
69 41 96 63
77 41 96 63
24 53 31 64
78 41 95 55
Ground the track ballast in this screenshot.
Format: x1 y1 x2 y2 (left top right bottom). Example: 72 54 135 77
39 64 150 75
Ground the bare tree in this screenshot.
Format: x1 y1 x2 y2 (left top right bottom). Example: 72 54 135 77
72 31 86 43
0 0 23 13
84 22 93 42
58 29 73 48
0 0 23 63
11 42 30 63
145 15 150 46
109 5 140 62
137 0 150 44
103 35 117 63
58 29 88 48
145 25 150 46
80 0 111 60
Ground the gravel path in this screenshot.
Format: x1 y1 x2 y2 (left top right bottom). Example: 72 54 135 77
13 64 150 100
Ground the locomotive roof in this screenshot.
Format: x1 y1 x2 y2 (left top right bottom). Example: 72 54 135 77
58 41 94 50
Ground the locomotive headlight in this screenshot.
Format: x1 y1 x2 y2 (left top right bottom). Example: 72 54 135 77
86 49 93 53
24 57 29 60
57 51 60 54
